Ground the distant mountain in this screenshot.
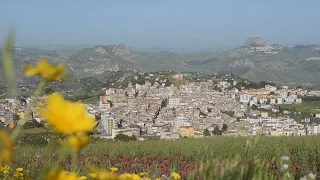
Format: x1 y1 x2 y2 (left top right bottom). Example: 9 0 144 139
182 37 320 86
21 44 97 51
1 38 320 86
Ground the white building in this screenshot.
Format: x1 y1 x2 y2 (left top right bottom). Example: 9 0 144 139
284 97 295 104
169 97 181 108
240 94 251 103
312 125 320 134
265 85 277 92
277 98 283 104
290 94 298 99
135 84 142 90
295 98 302 104
233 81 237 86
280 92 288 98
219 81 230 88
174 116 190 131
259 98 267 104
270 99 276 105
160 132 180 140
252 96 258 103
308 91 320 97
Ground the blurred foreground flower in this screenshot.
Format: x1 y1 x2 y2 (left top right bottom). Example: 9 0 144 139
0 131 13 166
78 176 88 180
89 165 125 180
23 58 66 81
45 169 80 180
89 169 119 180
61 134 89 151
119 173 140 180
40 93 96 134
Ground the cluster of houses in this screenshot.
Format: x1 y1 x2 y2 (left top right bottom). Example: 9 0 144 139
0 98 29 127
94 75 317 139
237 85 305 105
1 73 318 139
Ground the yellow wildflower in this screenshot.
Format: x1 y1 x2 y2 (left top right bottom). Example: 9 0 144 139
45 169 79 180
16 168 23 172
40 93 96 134
96 171 119 180
119 173 140 180
78 176 87 180
110 167 118 173
0 131 13 165
23 59 66 81
139 172 147 177
89 166 119 180
61 134 89 151
155 178 161 180
13 168 23 177
0 165 10 174
170 172 181 180
89 173 97 178
119 173 132 179
131 174 141 180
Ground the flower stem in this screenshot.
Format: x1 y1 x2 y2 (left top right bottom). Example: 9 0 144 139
71 151 77 172
11 79 46 140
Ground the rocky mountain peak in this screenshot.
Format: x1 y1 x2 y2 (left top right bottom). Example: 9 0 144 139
244 37 267 47
112 43 134 58
94 46 108 54
117 43 128 49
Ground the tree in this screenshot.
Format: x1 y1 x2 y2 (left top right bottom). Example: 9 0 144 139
252 104 259 110
212 126 222 135
222 124 228 132
259 81 268 88
23 119 45 129
107 100 113 107
221 111 234 117
45 87 55 95
203 128 211 136
236 117 241 122
114 134 137 142
269 91 275 95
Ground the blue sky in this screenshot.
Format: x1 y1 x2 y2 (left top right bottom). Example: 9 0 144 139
1 0 320 50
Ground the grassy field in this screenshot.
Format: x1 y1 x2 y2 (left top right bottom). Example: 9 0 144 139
11 131 320 179
281 100 320 113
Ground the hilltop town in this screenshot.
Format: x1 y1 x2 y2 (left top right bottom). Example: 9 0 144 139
1 72 320 140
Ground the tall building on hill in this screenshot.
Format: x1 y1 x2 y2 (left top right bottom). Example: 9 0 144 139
100 112 116 136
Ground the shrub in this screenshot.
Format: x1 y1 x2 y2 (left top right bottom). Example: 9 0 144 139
114 134 137 142
23 119 45 129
